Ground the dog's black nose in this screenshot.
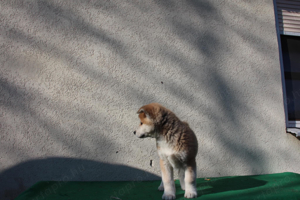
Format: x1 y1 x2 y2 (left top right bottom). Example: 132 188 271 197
133 131 136 135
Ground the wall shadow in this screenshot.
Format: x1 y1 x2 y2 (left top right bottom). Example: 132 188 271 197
0 157 160 200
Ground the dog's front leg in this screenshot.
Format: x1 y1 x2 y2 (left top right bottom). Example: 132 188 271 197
160 158 176 200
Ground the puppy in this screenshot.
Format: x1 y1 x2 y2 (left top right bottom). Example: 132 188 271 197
134 103 198 199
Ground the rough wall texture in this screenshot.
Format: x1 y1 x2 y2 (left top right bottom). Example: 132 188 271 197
1 0 300 199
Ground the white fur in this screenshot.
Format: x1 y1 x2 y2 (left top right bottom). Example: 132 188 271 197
135 124 155 138
157 139 174 157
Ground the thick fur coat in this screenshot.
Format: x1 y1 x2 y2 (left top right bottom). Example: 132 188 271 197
134 103 198 199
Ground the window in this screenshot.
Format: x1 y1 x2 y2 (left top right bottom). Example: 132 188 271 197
275 0 300 136
281 35 300 122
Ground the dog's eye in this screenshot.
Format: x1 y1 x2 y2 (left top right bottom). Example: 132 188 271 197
140 122 143 125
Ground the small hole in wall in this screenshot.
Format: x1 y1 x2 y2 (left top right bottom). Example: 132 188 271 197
150 160 153 167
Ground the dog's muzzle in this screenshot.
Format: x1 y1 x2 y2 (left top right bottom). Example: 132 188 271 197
134 131 145 138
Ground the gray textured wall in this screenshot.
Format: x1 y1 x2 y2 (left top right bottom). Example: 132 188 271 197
1 0 300 199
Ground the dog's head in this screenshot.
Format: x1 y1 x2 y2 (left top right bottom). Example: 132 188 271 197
134 103 162 138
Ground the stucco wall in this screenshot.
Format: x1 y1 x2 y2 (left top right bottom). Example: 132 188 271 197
1 0 300 199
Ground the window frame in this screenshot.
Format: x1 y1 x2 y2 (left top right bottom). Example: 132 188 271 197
274 0 300 136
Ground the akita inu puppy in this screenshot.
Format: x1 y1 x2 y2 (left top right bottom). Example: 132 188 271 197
134 103 198 199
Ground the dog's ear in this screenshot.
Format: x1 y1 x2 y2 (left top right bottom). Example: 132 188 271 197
138 103 163 123
137 108 149 119
137 108 144 114
138 104 157 119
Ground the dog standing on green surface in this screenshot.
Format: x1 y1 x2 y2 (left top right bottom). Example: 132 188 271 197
134 103 198 199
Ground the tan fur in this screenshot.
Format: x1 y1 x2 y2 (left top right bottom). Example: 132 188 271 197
134 103 198 199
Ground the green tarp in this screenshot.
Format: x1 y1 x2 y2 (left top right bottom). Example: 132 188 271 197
15 172 300 200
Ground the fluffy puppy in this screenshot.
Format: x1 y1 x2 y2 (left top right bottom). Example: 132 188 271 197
134 103 198 199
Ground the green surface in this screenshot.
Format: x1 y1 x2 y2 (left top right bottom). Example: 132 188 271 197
15 172 300 200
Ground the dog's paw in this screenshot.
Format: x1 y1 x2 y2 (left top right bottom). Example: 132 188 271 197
162 192 176 200
158 184 164 191
184 190 197 199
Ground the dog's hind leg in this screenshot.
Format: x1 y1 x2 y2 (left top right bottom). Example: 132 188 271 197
184 159 197 198
158 181 164 191
178 168 185 190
